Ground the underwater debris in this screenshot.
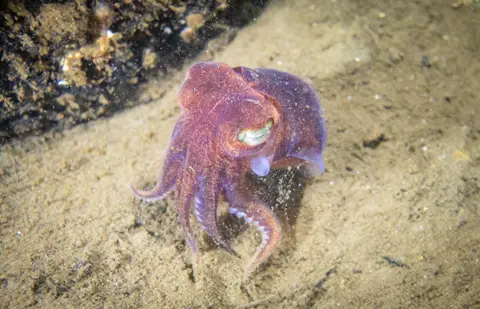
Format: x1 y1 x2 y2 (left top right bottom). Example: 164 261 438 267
363 133 387 149
381 256 409 268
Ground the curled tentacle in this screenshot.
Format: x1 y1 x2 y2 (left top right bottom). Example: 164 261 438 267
130 119 185 201
129 159 181 201
225 180 282 279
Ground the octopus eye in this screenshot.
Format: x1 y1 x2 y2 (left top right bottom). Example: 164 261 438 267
237 119 273 146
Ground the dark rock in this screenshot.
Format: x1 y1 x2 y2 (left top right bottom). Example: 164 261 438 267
0 0 268 144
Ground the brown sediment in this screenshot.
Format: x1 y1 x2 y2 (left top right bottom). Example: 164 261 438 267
0 0 479 308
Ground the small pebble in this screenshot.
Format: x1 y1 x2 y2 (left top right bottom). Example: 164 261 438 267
388 47 404 63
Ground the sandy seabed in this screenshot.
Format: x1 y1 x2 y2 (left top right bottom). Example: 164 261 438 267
1 0 479 308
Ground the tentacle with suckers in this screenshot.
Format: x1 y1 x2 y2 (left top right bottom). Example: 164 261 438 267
225 179 282 279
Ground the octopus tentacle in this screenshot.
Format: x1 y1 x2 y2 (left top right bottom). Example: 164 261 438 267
129 159 181 201
130 119 185 201
128 154 182 202
194 174 237 256
175 163 199 258
225 180 282 279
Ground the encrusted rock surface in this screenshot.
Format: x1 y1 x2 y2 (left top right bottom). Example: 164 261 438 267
0 0 267 143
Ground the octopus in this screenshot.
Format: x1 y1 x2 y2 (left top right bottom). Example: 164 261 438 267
130 62 326 278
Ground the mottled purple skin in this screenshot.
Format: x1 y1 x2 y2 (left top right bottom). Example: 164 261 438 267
234 66 326 169
130 62 326 278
